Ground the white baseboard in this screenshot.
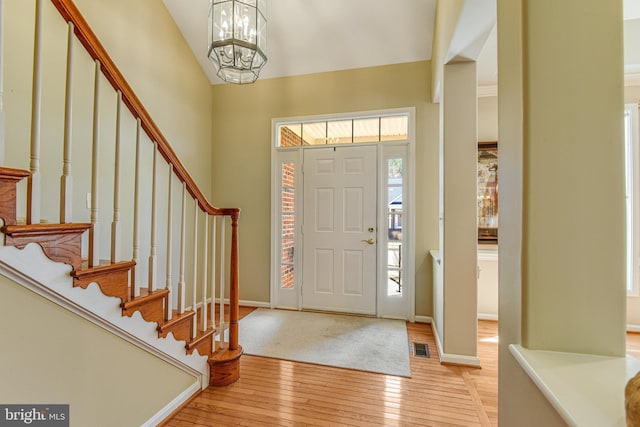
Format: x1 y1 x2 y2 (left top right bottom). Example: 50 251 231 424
440 353 482 367
478 313 499 321
241 299 271 308
142 381 201 427
628 324 640 333
430 319 482 367
215 297 271 308
431 321 444 359
414 315 432 324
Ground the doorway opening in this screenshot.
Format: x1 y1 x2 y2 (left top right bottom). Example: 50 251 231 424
270 108 416 320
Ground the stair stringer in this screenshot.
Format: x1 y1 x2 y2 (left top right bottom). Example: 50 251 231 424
0 243 211 388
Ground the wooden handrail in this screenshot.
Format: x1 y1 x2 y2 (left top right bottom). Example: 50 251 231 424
49 0 238 218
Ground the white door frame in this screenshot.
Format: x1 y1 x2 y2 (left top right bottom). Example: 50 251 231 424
270 108 416 321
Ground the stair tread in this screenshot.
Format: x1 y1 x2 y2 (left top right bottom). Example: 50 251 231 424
2 222 91 235
73 260 136 277
0 167 30 181
186 327 216 348
157 309 196 332
122 288 169 309
209 346 243 363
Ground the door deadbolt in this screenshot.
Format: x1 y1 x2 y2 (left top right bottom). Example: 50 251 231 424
368 227 375 233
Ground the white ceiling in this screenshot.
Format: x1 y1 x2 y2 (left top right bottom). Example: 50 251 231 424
163 0 640 87
163 0 437 85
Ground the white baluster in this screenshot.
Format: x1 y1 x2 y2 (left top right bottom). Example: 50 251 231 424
27 0 43 224
148 141 158 292
210 214 217 347
201 212 208 332
191 199 199 339
110 91 122 263
166 164 174 321
131 119 141 298
177 182 187 314
88 60 101 267
60 21 74 223
219 216 226 349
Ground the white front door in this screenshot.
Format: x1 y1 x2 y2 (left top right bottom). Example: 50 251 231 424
302 145 377 314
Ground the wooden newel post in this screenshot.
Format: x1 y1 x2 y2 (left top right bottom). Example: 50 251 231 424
208 209 243 387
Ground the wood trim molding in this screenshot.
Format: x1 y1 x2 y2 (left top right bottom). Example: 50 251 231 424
48 0 238 218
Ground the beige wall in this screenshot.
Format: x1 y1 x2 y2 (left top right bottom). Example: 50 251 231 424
71 0 214 196
3 0 213 304
478 96 498 141
498 0 625 424
211 61 439 316
5 0 213 202
522 0 625 355
0 274 195 426
625 19 640 68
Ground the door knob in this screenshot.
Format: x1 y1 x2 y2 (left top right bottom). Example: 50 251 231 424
362 238 375 245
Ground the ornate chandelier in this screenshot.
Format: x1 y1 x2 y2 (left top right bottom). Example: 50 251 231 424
208 0 268 84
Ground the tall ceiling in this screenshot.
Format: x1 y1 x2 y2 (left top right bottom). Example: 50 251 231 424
163 0 438 85
163 0 640 87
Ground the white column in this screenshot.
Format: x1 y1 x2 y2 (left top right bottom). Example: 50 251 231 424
110 91 122 263
88 60 101 267
60 21 74 223
439 61 478 362
27 0 44 224
148 141 158 291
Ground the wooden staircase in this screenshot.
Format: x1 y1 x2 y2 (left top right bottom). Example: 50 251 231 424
0 167 238 385
0 0 243 390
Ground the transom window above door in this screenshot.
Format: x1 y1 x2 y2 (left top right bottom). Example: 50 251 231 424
277 114 409 147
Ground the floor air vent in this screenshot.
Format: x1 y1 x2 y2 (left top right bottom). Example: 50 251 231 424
412 342 430 358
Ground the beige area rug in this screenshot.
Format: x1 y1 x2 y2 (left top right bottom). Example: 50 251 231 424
237 308 411 377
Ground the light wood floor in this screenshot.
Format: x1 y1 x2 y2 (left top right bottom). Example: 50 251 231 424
164 310 499 427
163 311 640 426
